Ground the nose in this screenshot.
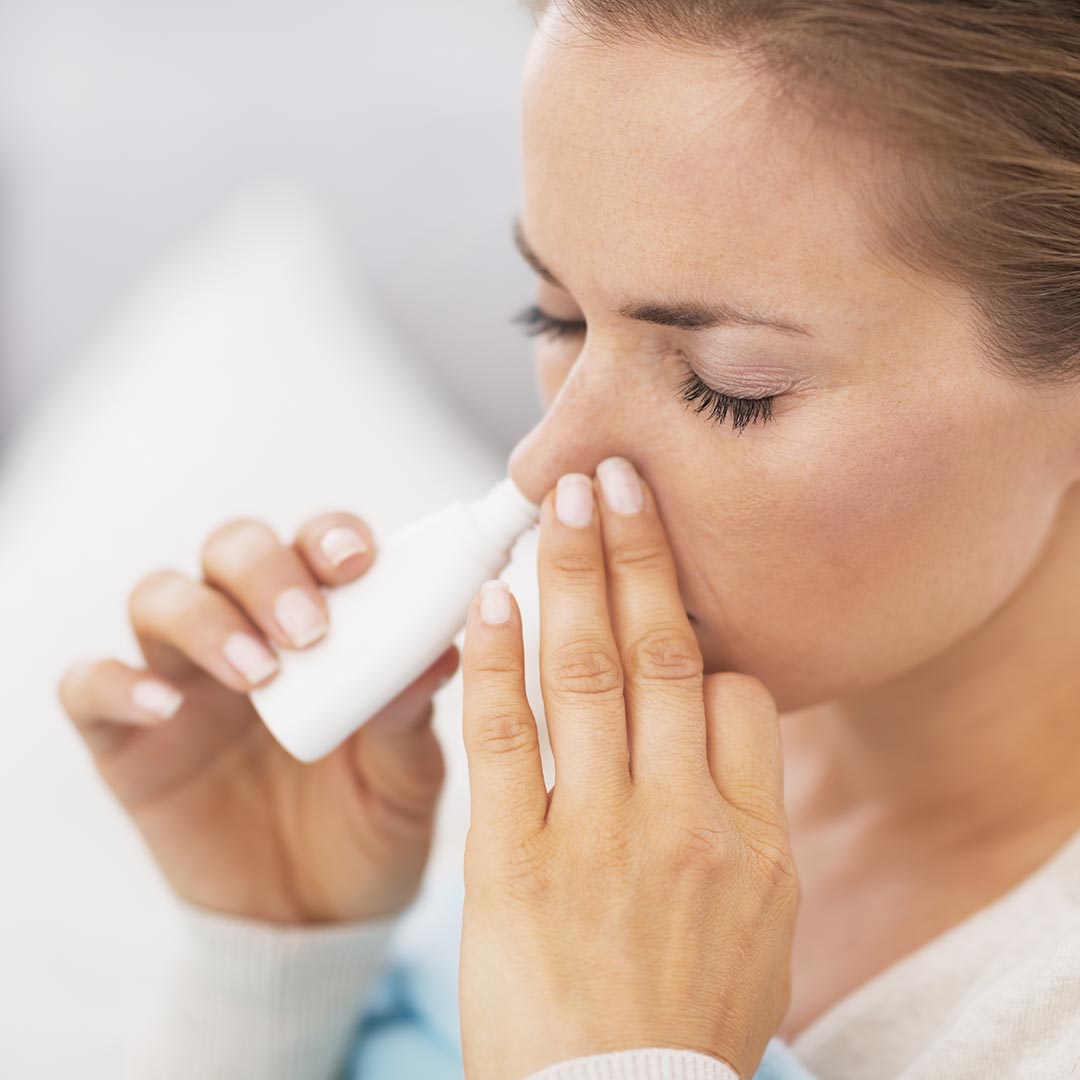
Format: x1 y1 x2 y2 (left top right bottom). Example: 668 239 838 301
507 354 632 507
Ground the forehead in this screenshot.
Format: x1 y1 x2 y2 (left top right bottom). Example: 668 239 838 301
519 18 944 341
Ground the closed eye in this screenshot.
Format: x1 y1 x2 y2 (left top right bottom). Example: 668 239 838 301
511 302 778 434
675 370 776 434
512 304 586 341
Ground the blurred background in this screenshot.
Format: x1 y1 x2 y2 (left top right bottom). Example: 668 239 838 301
1 0 540 450
0 3 548 1074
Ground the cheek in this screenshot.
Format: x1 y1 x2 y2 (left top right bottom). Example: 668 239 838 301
672 389 1060 710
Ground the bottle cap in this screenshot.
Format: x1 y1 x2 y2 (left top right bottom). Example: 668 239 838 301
467 476 541 551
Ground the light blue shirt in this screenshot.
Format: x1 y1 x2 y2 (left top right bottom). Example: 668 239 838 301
347 867 816 1080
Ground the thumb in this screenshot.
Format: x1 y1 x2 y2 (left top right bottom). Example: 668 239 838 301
346 645 460 811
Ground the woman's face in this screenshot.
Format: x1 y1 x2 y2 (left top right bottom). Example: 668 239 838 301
507 13 1080 712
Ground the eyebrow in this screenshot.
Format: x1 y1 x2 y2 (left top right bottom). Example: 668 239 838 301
512 217 813 338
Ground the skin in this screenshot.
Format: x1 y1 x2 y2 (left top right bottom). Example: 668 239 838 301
56 3 1080 1071
503 5 1080 1044
458 462 797 1080
59 512 462 924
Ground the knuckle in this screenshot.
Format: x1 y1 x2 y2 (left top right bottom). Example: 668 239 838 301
582 813 635 869
201 517 276 574
625 627 703 685
128 568 186 617
470 710 537 758
548 639 623 697
503 840 550 902
465 828 549 903
674 820 737 871
734 783 784 829
128 571 225 643
548 550 601 578
743 828 801 900
498 842 544 902
470 650 522 679
605 537 668 574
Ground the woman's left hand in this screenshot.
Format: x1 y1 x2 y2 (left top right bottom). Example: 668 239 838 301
458 458 799 1080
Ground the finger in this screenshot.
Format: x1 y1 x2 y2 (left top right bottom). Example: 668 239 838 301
201 517 330 652
362 644 460 738
537 474 630 799
461 580 548 841
129 569 280 692
348 646 460 827
58 657 184 756
594 456 708 782
702 672 785 819
294 511 376 585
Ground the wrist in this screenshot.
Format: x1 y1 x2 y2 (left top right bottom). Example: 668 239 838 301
162 860 426 926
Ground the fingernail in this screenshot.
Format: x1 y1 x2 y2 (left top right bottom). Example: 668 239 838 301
555 473 594 528
131 679 184 722
479 580 512 624
320 525 370 567
224 632 279 684
596 457 644 515
274 587 328 647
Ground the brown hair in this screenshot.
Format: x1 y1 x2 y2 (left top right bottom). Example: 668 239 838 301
528 0 1080 388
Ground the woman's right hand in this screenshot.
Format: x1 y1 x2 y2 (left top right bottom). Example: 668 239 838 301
58 511 460 925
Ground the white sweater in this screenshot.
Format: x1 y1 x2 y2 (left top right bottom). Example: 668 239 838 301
131 822 1080 1080
130 899 739 1080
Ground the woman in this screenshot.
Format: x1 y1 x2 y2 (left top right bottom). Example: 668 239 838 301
58 1 1080 1077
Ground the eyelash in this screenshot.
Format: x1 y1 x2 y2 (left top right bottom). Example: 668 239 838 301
511 303 777 434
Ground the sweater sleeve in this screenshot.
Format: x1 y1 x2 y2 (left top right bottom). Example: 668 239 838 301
524 1035 821 1080
129 896 398 1080
524 1048 742 1080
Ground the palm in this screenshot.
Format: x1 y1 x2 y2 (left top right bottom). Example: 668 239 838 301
94 666 443 922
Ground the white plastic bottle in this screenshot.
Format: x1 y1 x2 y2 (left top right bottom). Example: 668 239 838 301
249 477 540 762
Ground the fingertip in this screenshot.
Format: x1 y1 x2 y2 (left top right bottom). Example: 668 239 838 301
57 659 91 718
464 583 524 686
478 579 513 626
222 631 280 690
298 513 376 581
130 677 185 722
320 524 372 568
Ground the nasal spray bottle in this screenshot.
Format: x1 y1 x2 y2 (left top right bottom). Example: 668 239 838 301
249 477 540 762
